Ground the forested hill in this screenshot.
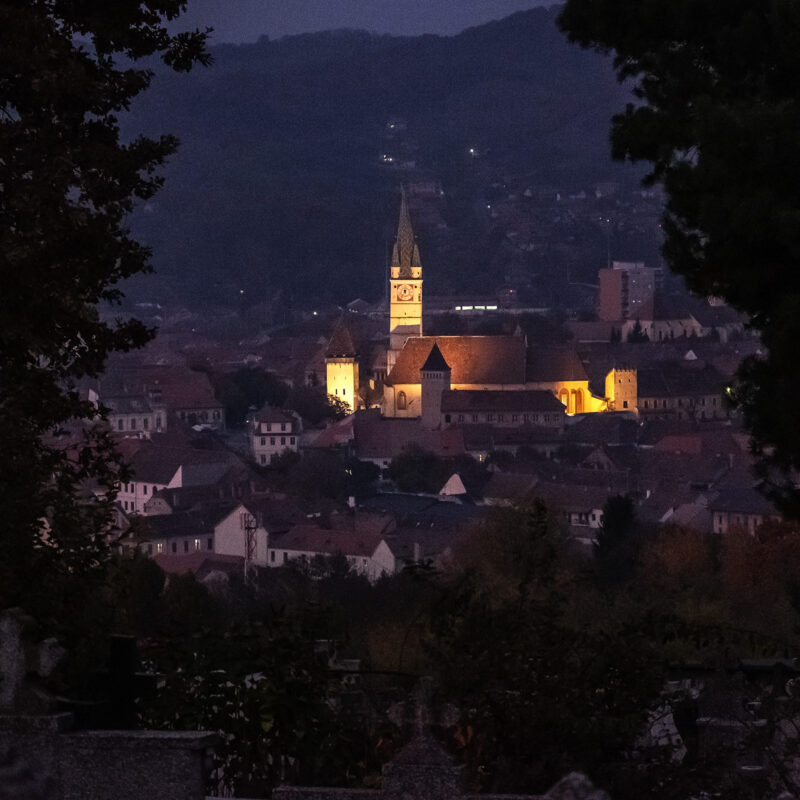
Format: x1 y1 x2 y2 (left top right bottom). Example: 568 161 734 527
123 6 635 310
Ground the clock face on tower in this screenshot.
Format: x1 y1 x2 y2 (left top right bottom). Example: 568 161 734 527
396 283 414 302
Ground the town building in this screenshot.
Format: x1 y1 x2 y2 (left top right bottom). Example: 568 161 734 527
598 261 659 322
102 392 167 437
250 406 300 465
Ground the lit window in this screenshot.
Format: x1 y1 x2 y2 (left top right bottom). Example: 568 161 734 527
156 543 163 554
194 538 200 551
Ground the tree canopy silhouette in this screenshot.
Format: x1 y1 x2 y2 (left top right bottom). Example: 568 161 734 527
0 2 209 617
558 0 800 515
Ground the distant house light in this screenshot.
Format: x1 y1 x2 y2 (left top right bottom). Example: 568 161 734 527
487 305 498 310
475 305 486 310
462 305 473 310
455 305 462 311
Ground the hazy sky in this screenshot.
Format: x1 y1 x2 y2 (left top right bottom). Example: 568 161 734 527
177 0 552 44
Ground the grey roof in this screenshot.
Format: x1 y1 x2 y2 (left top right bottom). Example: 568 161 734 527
129 443 240 485
441 389 565 414
137 504 239 540
421 342 450 372
358 494 486 531
103 394 156 414
637 363 725 398
563 413 639 446
710 486 778 516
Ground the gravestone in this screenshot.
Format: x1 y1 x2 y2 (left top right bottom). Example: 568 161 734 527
0 608 217 800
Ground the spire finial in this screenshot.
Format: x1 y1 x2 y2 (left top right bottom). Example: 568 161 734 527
391 185 421 278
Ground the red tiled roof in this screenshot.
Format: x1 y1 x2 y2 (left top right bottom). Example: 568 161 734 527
307 415 355 448
271 525 383 558
482 472 538 500
353 411 465 460
154 552 244 576
387 336 526 385
526 345 589 383
254 406 294 425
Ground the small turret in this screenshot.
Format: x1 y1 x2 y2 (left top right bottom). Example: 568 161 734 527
605 367 637 412
420 342 450 429
325 318 359 412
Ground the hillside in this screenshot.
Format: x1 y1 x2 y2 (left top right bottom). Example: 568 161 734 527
122 6 639 311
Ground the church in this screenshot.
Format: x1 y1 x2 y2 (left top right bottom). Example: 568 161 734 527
326 191 637 427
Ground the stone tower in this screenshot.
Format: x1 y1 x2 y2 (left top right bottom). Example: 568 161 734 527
326 318 359 412
420 342 450 430
605 367 638 412
388 187 423 373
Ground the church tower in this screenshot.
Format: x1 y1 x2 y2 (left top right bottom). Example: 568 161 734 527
387 188 423 372
325 318 359 413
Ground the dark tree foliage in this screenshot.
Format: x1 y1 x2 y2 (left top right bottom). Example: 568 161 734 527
625 319 648 343
593 494 641 586
208 366 290 428
429 504 660 794
388 445 487 494
0 2 209 619
558 0 800 515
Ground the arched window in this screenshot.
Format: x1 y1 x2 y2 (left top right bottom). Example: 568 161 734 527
559 388 569 409
573 389 583 414
397 391 407 410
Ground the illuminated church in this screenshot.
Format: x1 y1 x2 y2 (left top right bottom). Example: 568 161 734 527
327 191 637 426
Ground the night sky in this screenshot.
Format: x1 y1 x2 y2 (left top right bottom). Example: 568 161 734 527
176 0 550 44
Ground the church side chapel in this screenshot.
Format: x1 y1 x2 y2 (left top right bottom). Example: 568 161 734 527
326 189 637 428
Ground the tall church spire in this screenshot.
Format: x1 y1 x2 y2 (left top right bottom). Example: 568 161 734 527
387 187 423 371
391 186 422 279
